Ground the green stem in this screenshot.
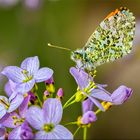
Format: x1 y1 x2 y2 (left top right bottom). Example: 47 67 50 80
74 126 80 136
35 92 42 107
83 127 87 140
63 100 76 109
64 121 77 126
95 109 101 115
63 93 76 109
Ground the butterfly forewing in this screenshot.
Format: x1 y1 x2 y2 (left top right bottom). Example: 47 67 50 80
71 7 136 71
83 7 135 68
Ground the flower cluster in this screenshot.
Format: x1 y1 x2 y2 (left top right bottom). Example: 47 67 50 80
0 56 133 139
0 56 73 139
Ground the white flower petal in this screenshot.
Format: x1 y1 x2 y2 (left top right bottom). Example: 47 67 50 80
1 66 25 83
34 67 53 83
43 98 62 125
21 56 39 75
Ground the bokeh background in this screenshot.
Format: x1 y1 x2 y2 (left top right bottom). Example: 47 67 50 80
0 0 140 139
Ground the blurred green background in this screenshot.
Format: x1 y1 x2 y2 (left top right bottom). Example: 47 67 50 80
0 0 140 139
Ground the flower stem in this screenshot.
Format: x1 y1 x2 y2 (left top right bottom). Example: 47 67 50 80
74 126 80 136
63 93 76 109
83 127 87 140
63 100 76 109
95 109 101 115
64 121 77 126
35 92 42 107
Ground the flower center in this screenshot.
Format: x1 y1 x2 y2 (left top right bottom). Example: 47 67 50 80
12 116 25 126
0 98 10 109
43 123 54 132
22 70 33 83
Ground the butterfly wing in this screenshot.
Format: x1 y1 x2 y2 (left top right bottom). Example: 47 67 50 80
83 7 135 69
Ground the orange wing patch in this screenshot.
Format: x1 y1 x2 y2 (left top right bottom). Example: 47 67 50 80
105 8 120 20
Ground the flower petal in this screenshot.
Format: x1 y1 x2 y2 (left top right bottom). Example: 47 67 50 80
8 126 21 139
0 112 20 128
0 104 6 119
35 131 50 139
8 94 24 113
91 89 112 102
26 106 45 130
70 67 92 90
1 66 25 83
34 67 53 83
43 98 62 125
16 79 35 93
52 125 73 139
111 85 133 105
83 92 105 111
19 95 30 118
0 124 6 138
21 56 39 75
82 99 94 113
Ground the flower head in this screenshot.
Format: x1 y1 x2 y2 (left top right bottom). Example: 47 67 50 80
2 56 53 94
26 98 73 139
0 94 24 119
70 67 112 111
111 85 133 105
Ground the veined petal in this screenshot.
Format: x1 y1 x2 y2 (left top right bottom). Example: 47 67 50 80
26 106 45 130
21 56 39 75
0 104 6 119
8 126 21 139
8 94 24 113
70 67 92 90
34 68 53 83
4 80 16 97
83 92 105 111
82 99 94 113
35 131 50 139
43 98 62 125
16 79 35 93
1 66 25 83
1 112 20 128
91 89 112 102
52 125 73 139
19 95 30 118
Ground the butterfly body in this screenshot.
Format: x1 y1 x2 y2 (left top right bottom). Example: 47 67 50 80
71 7 135 71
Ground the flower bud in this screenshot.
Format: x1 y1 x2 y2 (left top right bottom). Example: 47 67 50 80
45 77 54 85
111 85 133 105
57 88 64 99
81 111 97 125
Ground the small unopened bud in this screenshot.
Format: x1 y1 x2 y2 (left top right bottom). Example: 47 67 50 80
57 88 64 99
45 77 54 85
81 111 97 125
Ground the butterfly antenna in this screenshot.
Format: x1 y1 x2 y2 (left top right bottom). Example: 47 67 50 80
48 43 71 51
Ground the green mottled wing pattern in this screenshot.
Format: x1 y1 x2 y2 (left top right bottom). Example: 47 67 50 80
71 7 135 71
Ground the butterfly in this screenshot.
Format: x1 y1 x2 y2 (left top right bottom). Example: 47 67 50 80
71 7 136 72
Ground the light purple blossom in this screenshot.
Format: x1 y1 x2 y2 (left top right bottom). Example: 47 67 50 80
80 111 97 125
1 95 33 139
111 85 133 105
70 67 112 111
26 98 73 139
82 99 94 114
0 94 24 119
2 56 53 94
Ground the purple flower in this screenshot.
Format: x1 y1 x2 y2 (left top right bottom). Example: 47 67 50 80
1 95 33 139
8 121 34 140
2 56 53 94
70 67 112 111
80 111 97 125
0 94 24 119
111 85 133 105
26 98 73 139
